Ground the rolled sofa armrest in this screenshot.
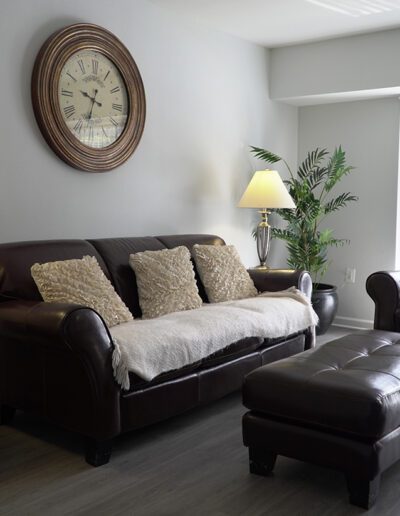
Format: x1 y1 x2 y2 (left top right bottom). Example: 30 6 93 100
0 300 120 440
248 268 313 299
366 271 400 331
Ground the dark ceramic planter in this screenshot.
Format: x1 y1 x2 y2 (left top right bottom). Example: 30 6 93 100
311 283 338 335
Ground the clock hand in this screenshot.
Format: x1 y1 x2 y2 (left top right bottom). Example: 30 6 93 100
87 90 97 120
87 102 95 120
81 90 95 119
80 89 102 107
87 89 102 120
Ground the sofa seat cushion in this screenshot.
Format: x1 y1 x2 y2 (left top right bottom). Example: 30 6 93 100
127 336 264 391
127 332 306 392
243 330 400 440
110 291 317 389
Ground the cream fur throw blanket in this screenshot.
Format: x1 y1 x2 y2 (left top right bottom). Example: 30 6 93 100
110 287 318 390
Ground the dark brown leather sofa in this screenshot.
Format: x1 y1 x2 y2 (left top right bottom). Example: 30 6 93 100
0 234 312 465
366 271 400 331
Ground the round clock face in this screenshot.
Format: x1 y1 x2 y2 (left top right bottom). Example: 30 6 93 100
58 50 129 148
32 23 146 171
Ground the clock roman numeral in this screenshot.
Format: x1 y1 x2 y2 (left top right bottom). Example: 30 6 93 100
67 72 77 82
109 116 118 127
92 59 98 75
103 70 110 81
110 86 120 94
61 89 73 97
78 59 86 74
112 103 122 112
73 118 83 134
63 105 75 118
88 124 94 142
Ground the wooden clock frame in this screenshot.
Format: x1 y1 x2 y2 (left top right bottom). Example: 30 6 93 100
31 23 146 172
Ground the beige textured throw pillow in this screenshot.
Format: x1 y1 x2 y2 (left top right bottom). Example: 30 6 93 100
193 244 258 303
31 255 133 328
129 246 203 319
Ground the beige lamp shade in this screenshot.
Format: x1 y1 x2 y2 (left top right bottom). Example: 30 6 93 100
238 169 295 209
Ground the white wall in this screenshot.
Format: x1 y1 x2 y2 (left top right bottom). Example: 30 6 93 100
298 98 400 327
0 0 298 267
270 28 400 102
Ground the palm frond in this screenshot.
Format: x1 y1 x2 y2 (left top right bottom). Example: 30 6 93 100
249 146 282 164
307 167 328 189
324 147 355 192
297 148 329 181
272 228 297 243
328 146 346 177
324 193 358 214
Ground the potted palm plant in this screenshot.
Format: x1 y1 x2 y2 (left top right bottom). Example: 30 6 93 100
250 146 357 334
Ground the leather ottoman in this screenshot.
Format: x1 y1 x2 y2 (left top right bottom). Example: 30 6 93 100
242 330 400 509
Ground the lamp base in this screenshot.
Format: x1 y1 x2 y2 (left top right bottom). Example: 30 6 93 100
256 210 271 268
253 264 270 270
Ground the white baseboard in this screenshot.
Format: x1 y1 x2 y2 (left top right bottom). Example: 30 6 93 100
333 316 373 330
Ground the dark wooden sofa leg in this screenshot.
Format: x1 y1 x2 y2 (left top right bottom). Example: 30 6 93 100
0 405 16 425
85 438 113 467
346 474 380 509
249 447 277 476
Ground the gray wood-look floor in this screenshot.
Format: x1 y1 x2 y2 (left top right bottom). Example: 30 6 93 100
2 327 398 516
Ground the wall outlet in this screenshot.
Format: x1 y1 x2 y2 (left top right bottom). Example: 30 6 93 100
345 267 356 284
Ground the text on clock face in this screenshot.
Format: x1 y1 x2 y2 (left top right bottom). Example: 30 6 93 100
58 50 129 148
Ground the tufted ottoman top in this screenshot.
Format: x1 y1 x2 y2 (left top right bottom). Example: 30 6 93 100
243 330 400 439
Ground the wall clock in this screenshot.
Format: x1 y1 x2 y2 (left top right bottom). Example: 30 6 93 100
31 23 146 172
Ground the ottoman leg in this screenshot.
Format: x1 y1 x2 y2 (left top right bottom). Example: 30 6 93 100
249 447 277 476
346 474 380 509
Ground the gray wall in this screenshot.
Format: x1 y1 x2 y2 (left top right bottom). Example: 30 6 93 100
270 28 400 102
298 98 400 327
0 0 298 267
270 28 400 327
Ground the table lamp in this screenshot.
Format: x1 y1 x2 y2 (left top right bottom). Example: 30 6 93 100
238 169 296 268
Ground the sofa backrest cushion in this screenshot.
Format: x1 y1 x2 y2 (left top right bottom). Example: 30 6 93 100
0 240 108 301
90 234 225 317
89 237 167 318
192 244 258 303
129 246 203 319
158 234 225 305
0 234 225 316
156 234 224 251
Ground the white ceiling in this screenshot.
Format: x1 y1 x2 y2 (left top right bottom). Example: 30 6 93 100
151 0 400 47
